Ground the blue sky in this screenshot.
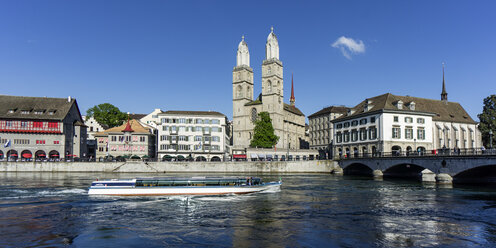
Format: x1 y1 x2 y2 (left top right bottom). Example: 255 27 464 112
1 1 495 121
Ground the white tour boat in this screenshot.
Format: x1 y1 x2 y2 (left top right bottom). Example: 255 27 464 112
88 176 282 196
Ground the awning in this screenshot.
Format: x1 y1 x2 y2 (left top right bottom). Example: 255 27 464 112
37 154 46 157
233 154 247 159
266 154 273 158
250 154 257 158
22 153 32 158
10 154 18 157
51 154 59 157
258 154 265 158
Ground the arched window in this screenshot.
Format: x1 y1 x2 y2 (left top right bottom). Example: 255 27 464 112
251 108 258 122
267 81 272 93
246 86 251 98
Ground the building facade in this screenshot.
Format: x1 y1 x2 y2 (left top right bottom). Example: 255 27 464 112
95 119 156 159
0 95 87 160
157 111 229 161
308 106 349 158
332 92 481 158
232 28 306 155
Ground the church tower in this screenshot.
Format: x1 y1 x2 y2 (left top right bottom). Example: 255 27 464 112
233 36 254 149
261 27 285 147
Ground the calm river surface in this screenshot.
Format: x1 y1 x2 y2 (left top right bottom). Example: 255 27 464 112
1 172 496 247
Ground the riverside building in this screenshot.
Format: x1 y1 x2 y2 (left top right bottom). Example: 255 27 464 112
331 73 481 158
0 95 87 160
157 111 229 161
94 119 156 159
308 106 349 159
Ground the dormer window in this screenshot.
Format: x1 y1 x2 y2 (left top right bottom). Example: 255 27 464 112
21 110 30 114
34 109 45 115
48 110 56 115
395 100 403 109
408 102 415 110
347 109 355 116
7 109 15 114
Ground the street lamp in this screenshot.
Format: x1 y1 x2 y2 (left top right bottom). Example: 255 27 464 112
414 138 417 155
490 129 493 149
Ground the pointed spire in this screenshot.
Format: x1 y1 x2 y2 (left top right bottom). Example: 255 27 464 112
441 62 448 102
290 73 295 106
122 116 134 133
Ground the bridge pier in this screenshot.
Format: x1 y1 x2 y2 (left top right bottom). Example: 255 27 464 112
373 170 383 178
421 169 436 183
331 167 343 175
435 173 453 184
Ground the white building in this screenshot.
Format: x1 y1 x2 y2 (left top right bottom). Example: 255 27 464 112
140 108 164 129
332 93 481 158
83 116 106 140
157 111 229 161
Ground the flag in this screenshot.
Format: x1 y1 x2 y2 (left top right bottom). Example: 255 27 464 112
4 140 10 148
198 142 202 149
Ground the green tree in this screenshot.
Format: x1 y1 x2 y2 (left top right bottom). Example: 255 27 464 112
477 94 496 148
86 103 127 128
250 112 279 148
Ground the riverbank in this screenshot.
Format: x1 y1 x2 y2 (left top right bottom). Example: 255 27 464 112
0 160 338 173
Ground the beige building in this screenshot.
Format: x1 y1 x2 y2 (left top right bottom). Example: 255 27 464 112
308 106 350 158
232 28 306 156
95 119 155 159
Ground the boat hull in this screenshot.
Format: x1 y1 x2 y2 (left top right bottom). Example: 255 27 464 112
88 182 281 196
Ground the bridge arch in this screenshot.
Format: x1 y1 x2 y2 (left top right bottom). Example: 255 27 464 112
343 162 373 176
453 164 496 184
383 163 426 179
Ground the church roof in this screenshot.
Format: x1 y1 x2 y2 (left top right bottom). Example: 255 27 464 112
309 106 350 118
284 103 304 116
245 94 263 106
332 93 476 124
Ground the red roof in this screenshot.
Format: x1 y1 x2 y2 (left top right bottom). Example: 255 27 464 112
122 120 134 132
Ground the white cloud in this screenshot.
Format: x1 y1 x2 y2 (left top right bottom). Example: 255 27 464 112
331 36 365 60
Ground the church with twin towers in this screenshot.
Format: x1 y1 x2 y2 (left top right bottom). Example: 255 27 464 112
232 28 307 153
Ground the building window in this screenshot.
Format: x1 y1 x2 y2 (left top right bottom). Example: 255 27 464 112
359 118 367 125
21 121 28 128
405 127 413 139
359 128 367 141
336 132 342 143
251 108 258 123
370 117 376 123
368 126 377 140
48 122 58 129
33 122 43 128
344 131 350 142
344 122 350 128
336 124 343 129
417 118 425 124
393 116 399 122
351 120 358 127
351 129 358 142
36 140 46 144
417 128 425 140
392 126 401 139
405 117 413 123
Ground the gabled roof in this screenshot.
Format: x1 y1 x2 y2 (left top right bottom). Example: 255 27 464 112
0 95 79 121
333 93 476 124
309 106 350 118
129 113 147 120
95 119 152 136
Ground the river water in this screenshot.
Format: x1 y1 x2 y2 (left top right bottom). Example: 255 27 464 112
0 172 495 247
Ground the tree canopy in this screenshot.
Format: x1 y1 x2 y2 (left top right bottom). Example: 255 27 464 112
250 112 279 148
86 103 127 128
477 94 496 147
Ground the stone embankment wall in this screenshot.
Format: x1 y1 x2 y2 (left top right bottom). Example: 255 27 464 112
0 160 338 173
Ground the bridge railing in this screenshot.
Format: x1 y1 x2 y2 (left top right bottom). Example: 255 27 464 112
335 147 496 160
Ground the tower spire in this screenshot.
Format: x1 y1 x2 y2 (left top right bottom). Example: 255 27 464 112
441 62 448 102
290 73 295 106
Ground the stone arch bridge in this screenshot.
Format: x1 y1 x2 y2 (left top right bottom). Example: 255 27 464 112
338 154 496 184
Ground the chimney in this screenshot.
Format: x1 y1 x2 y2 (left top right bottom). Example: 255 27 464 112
68 96 72 102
